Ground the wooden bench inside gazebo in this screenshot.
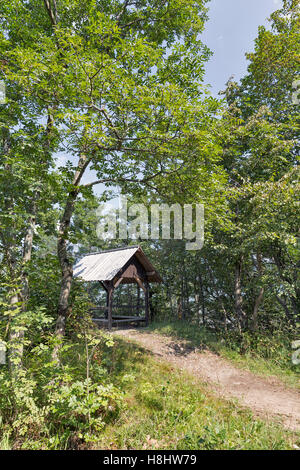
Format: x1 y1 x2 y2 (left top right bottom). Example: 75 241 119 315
73 246 162 329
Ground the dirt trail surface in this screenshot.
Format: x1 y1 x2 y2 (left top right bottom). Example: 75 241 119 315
113 328 300 431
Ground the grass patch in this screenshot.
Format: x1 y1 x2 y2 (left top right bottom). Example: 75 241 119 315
146 321 300 389
97 336 299 450
1 326 298 450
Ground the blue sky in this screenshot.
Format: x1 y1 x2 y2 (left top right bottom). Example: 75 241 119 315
201 0 282 96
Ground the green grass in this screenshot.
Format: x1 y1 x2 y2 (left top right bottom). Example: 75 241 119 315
146 321 300 390
1 326 298 450
97 336 299 450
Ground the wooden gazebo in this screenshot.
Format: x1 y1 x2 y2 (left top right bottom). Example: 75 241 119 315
73 246 162 329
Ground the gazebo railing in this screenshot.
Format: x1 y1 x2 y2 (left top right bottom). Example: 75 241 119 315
89 305 145 319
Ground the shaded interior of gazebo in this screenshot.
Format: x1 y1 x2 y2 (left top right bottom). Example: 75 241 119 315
73 246 162 329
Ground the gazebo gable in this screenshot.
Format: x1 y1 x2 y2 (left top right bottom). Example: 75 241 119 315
112 255 148 287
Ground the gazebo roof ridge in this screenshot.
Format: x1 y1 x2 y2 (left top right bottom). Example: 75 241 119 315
82 245 140 257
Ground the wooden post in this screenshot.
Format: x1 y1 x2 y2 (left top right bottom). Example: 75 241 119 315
144 278 149 326
136 284 140 316
105 290 109 319
107 284 114 330
149 288 154 321
100 281 109 319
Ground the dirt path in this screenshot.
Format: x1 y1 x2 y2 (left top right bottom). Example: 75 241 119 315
113 328 300 432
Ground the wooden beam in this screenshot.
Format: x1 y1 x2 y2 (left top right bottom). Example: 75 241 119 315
99 281 109 292
134 275 146 293
113 276 123 289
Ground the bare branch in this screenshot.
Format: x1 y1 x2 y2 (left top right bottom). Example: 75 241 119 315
43 0 58 26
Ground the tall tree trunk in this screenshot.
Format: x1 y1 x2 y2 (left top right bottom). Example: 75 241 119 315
55 153 89 343
55 189 79 338
149 288 155 321
251 252 264 331
21 204 37 308
177 297 183 320
8 292 24 373
9 209 37 372
198 270 206 326
234 257 247 333
221 301 228 333
2 133 24 372
251 287 264 332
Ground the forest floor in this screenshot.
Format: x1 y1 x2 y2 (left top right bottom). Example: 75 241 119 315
113 328 300 432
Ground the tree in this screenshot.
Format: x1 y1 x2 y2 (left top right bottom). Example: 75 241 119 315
212 0 299 332
147 0 299 336
1 0 222 342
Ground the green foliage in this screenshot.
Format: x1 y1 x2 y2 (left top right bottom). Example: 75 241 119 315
46 378 121 444
0 0 299 451
146 0 299 338
0 328 123 449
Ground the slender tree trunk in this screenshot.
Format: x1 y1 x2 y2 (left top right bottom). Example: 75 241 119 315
2 133 24 372
55 153 89 343
55 189 79 338
251 252 264 331
9 209 37 372
234 258 247 333
8 292 24 373
21 204 37 306
198 270 206 326
251 287 264 331
177 297 183 320
221 301 228 333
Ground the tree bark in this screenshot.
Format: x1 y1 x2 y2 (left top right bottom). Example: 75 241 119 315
149 288 155 321
198 270 206 326
55 153 90 341
55 189 79 338
8 292 24 373
234 258 247 333
251 252 264 331
20 204 37 308
251 287 264 331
